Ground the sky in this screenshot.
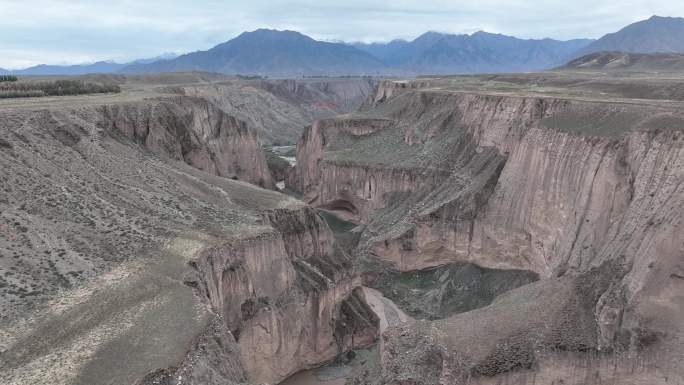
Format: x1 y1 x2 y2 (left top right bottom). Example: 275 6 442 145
1 0 683 69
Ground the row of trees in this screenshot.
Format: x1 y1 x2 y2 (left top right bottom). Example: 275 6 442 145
0 75 18 82
0 80 120 98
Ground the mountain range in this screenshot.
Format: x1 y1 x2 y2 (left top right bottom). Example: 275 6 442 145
352 31 592 74
0 53 177 76
575 16 684 57
4 15 684 76
122 29 389 76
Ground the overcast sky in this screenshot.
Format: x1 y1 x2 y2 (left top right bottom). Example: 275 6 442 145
1 0 683 69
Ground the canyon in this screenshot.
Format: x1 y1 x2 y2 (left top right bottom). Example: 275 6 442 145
293 74 683 384
0 74 376 385
0 69 682 385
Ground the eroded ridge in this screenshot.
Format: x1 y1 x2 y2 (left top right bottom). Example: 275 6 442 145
292 78 684 384
0 87 376 385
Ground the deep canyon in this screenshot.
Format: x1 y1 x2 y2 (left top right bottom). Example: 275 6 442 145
0 71 682 385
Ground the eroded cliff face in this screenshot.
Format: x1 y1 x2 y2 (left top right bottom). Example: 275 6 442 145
297 82 683 274
179 78 374 145
135 208 378 385
293 80 684 384
186 207 377 384
0 93 376 385
255 78 374 113
97 96 273 188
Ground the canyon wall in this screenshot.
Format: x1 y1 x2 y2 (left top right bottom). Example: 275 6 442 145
179 78 374 145
186 208 377 384
255 78 375 113
97 95 273 188
293 80 684 383
136 207 378 385
296 81 683 276
0 94 375 385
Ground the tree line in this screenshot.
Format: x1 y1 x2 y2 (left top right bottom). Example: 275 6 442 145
0 79 120 98
0 75 18 82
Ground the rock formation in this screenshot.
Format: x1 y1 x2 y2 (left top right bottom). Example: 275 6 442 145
293 77 684 384
0 86 376 385
179 77 374 145
98 95 273 188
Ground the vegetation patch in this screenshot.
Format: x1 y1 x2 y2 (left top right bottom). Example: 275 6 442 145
367 262 539 320
0 79 120 98
0 75 18 82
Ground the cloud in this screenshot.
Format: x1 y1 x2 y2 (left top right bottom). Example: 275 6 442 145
1 0 683 68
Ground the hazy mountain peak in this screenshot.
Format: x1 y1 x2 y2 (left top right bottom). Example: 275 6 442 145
123 29 387 76
209 29 321 53
412 31 452 45
471 30 499 37
11 16 684 77
576 15 684 57
354 28 593 74
246 28 306 36
647 15 681 21
419 31 449 37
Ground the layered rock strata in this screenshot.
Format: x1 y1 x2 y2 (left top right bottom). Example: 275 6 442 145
293 80 684 383
186 208 378 384
98 95 273 188
0 95 375 385
178 78 374 145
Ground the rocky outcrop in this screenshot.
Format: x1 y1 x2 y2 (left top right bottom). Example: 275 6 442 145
293 80 684 383
179 78 374 145
297 81 683 273
186 207 377 384
255 78 374 113
98 96 273 188
0 94 375 385
290 117 399 219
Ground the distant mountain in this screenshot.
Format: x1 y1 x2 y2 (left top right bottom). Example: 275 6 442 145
558 51 684 72
353 31 593 74
576 16 684 57
128 52 179 65
0 68 8 75
11 61 127 76
351 39 411 63
4 53 178 76
123 29 389 76
10 15 684 77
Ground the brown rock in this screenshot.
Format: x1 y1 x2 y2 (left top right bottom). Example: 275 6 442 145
293 77 684 384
